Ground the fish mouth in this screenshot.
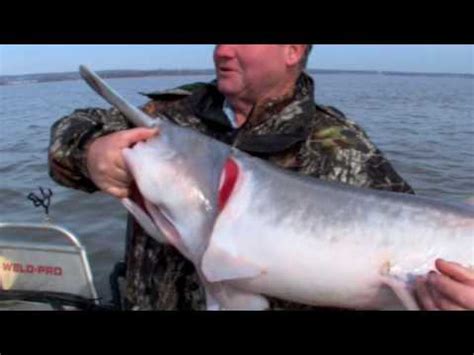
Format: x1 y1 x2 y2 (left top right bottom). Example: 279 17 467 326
128 185 192 259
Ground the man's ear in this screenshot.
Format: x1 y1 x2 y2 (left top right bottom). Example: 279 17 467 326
284 45 306 68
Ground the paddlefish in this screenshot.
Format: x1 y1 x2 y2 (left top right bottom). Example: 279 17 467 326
79 66 474 310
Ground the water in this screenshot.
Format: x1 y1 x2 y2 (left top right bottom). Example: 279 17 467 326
1 73 473 301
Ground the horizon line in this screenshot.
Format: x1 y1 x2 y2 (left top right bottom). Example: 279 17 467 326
1 67 473 78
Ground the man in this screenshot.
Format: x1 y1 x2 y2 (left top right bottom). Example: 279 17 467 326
48 45 473 310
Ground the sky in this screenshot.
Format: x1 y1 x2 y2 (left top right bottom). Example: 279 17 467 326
0 45 472 76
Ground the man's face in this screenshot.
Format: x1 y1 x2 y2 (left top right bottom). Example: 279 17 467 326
213 45 291 102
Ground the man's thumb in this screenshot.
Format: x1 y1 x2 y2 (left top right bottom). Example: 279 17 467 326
122 127 159 146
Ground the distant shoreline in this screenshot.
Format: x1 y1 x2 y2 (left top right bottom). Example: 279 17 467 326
1 69 472 86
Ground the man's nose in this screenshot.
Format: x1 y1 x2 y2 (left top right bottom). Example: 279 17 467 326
214 45 235 60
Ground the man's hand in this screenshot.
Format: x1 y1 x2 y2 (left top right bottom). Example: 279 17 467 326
415 259 474 310
86 128 159 199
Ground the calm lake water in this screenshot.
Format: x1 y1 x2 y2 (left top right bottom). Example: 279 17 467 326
0 73 473 301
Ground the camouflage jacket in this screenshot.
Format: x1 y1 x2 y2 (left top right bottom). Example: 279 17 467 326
49 73 415 310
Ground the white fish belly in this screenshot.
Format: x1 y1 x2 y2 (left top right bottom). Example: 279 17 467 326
211 182 389 308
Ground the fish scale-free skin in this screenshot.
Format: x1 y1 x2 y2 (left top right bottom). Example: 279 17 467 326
202 156 473 309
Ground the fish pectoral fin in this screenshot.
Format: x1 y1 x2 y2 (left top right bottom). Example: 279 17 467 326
381 276 420 311
201 245 263 283
121 198 167 244
203 281 269 311
203 285 221 311
219 288 269 311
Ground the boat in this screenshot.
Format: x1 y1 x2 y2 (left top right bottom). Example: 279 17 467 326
0 188 118 311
